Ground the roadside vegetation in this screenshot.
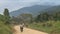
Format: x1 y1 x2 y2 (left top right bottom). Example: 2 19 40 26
28 21 60 34
0 8 12 34
28 11 60 34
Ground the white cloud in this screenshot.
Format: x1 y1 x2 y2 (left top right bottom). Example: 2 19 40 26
0 0 60 14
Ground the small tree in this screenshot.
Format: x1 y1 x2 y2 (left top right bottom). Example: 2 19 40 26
4 8 10 17
3 8 10 24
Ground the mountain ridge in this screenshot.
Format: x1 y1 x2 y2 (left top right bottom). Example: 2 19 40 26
10 5 51 17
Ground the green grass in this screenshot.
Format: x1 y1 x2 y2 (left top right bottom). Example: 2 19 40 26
0 21 12 34
28 21 60 34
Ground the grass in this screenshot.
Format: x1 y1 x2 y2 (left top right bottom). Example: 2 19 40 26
28 21 60 34
0 21 12 34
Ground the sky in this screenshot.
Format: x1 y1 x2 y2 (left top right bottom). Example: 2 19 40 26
0 0 60 14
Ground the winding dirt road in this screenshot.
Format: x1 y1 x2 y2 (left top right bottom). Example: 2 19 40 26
13 25 48 34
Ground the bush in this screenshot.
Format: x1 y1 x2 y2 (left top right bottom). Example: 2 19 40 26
0 21 12 34
50 29 60 34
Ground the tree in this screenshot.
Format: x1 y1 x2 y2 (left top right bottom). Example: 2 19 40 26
36 12 49 22
4 8 10 17
18 14 33 23
42 12 49 21
3 8 10 24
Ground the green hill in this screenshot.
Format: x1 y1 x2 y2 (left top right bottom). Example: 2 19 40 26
28 6 60 34
41 6 60 14
0 14 12 34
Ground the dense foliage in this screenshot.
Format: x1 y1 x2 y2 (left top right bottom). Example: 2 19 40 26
0 8 12 34
3 8 11 24
35 11 60 22
28 6 60 34
0 14 12 34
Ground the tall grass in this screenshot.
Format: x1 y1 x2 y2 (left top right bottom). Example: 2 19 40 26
28 21 60 34
0 21 12 34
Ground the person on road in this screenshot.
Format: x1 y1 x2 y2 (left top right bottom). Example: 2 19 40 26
20 23 24 32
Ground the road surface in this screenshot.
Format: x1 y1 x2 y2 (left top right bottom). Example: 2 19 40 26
13 25 48 34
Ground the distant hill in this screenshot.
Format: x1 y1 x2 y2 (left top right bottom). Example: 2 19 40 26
10 5 51 17
41 5 60 14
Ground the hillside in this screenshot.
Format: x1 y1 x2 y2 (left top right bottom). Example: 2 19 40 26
41 5 60 14
32 5 60 34
10 5 51 17
0 14 12 34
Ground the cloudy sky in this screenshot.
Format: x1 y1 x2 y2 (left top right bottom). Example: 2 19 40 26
0 0 60 14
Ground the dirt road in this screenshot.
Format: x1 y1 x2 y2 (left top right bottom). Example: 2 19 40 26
13 25 48 34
